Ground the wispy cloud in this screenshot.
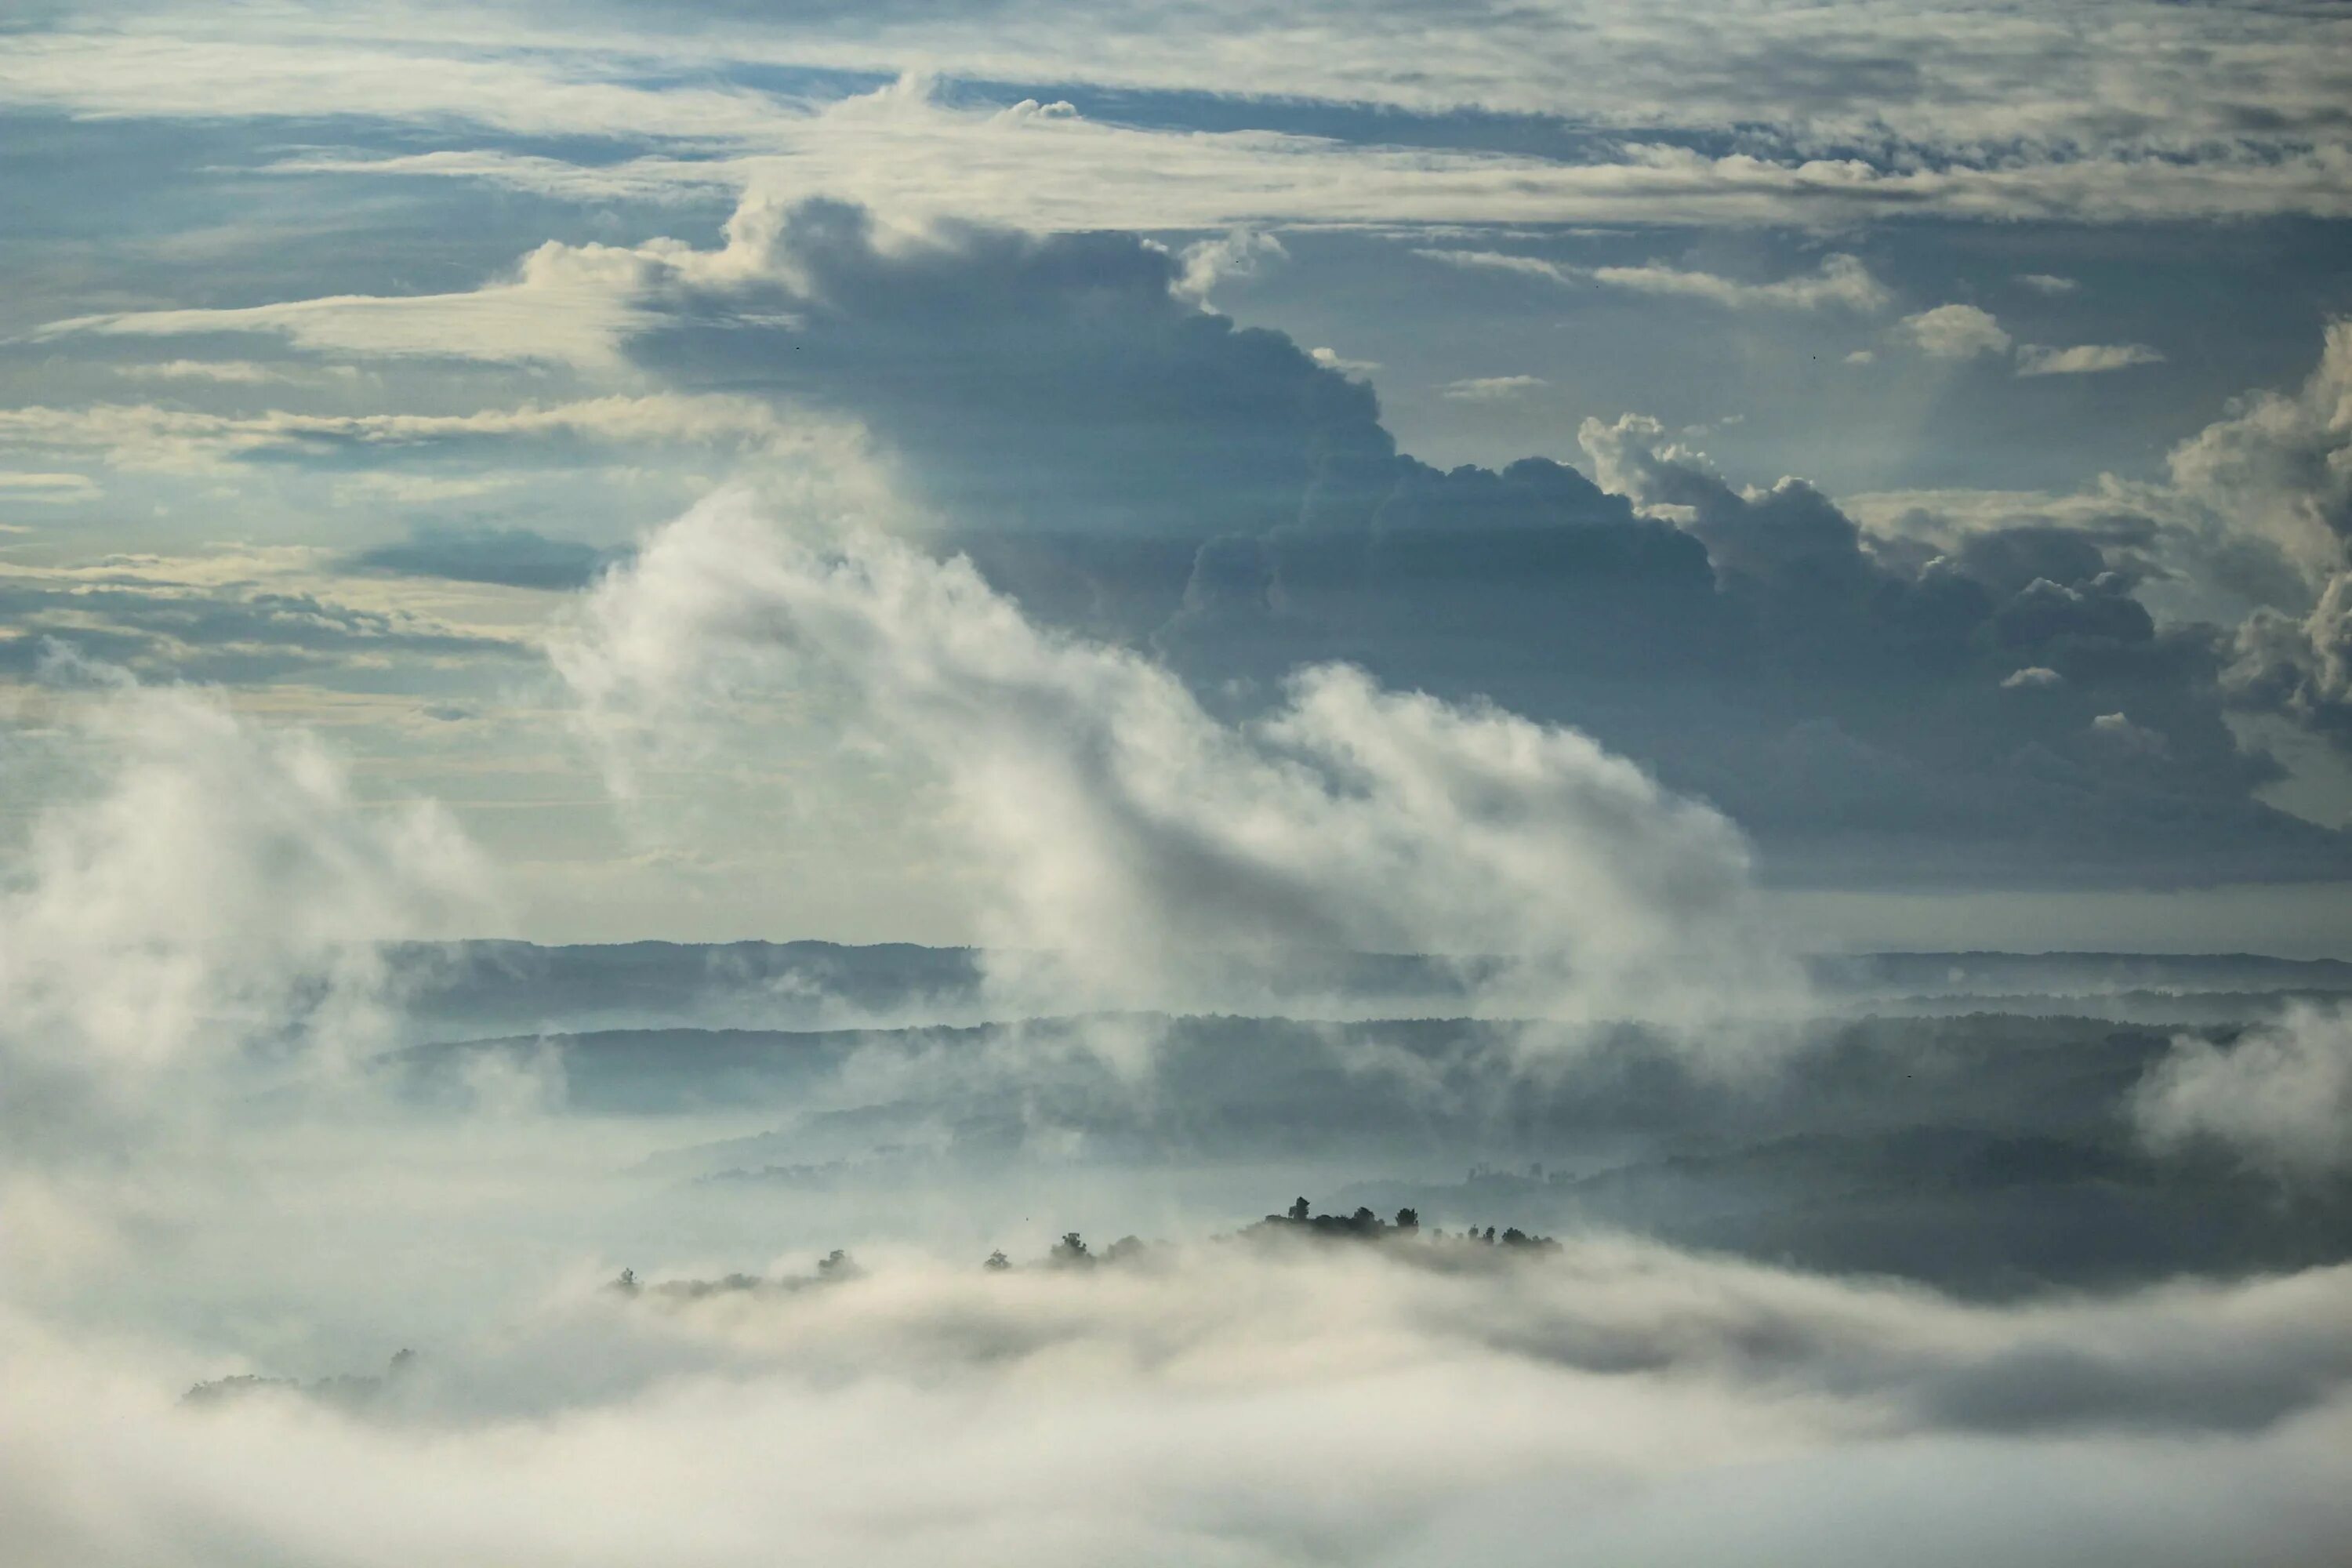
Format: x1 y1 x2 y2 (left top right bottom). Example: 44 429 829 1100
1439 374 1547 401
1418 249 1888 311
2016 342 2166 376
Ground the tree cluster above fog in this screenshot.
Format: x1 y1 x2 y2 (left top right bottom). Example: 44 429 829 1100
609 200 2352 887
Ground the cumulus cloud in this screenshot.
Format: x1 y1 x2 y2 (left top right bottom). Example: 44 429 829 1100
555 489 1798 1025
2134 1005 2352 1179
2016 342 2166 377
1174 227 1289 301
2225 573 2352 743
2017 273 2081 295
1897 303 2013 360
2168 319 2352 585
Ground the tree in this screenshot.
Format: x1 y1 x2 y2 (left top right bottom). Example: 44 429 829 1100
984 1250 1011 1272
1288 1196 1312 1222
1052 1232 1092 1265
1394 1207 1419 1231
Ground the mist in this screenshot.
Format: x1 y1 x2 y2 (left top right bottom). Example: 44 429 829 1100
9 7 2352 1558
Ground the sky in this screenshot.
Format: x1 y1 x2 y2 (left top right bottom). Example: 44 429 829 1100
9 9 2352 1565
4 0 2352 952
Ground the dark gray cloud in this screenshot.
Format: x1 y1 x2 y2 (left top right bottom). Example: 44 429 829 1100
634 199 1394 539
612 200 2352 887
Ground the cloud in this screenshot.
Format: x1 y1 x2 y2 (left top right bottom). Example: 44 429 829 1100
1417 249 1887 311
0 470 100 503
1897 303 2012 360
0 673 489 1152
9 9 2352 228
2002 666 2063 689
2016 342 2165 377
42 193 2343 882
0 550 530 684
2167 319 2352 585
119 359 354 385
34 241 670 367
2089 710 2167 757
0 395 789 473
1439 374 1547 401
555 490 1798 1025
1309 346 1381 378
1174 227 1288 301
5 1236 2352 1567
622 198 1396 539
2226 572 2352 745
2134 1005 2352 1178
2017 273 2080 295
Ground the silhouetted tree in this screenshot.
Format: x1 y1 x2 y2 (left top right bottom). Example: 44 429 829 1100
817 1248 859 1279
1289 1196 1312 1222
1394 1208 1419 1231
1051 1232 1092 1265
984 1250 1011 1272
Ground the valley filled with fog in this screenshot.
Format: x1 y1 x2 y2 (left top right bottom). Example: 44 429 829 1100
9 2 2352 1559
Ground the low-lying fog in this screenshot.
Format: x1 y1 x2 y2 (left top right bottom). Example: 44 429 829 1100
7 497 2351 1566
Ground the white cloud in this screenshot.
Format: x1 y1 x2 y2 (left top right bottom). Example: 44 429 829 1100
0 470 101 503
0 395 790 473
1309 346 1381 378
2002 666 2063 689
554 489 1799 1027
119 359 350 385
1896 303 2013 360
2015 342 2165 377
2134 1004 2352 1178
1174 227 1288 301
4 1236 2352 1568
1439 374 1547 401
2016 273 2080 295
0 676 489 1150
37 240 669 367
6 7 2352 229
1588 253 1887 311
1418 249 1887 311
2168 319 2352 584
